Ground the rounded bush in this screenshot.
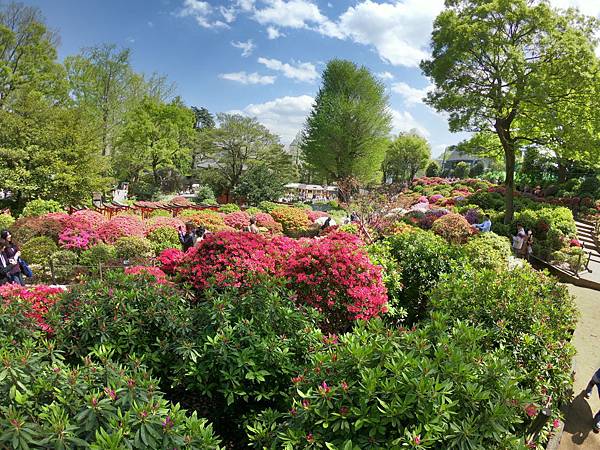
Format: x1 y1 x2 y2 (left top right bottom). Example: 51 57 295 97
146 226 181 253
69 210 107 229
114 236 154 262
431 213 473 244
218 203 240 213
0 284 64 333
148 208 172 218
223 211 251 229
49 250 79 283
145 216 185 233
183 210 229 232
258 201 279 213
97 215 145 243
20 199 65 217
0 213 15 231
21 236 58 266
462 232 512 271
79 243 117 268
254 212 283 234
270 207 311 236
10 214 68 243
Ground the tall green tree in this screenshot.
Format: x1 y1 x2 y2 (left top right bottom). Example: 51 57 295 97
421 0 599 222
112 97 195 197
197 113 293 198
382 133 431 183
301 59 391 189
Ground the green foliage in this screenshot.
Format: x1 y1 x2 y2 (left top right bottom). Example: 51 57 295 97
0 213 15 230
383 230 463 323
218 203 240 213
79 243 116 268
462 232 512 271
148 209 172 218
20 199 64 217
53 271 193 375
245 206 262 216
234 164 289 205
146 226 180 253
174 279 321 419
367 240 404 321
453 161 470 179
0 338 222 449
258 201 279 213
114 236 154 262
49 250 79 283
21 236 58 266
382 133 431 183
431 265 577 407
431 213 472 244
301 59 392 184
469 161 485 177
193 184 216 204
248 316 531 449
425 160 440 177
270 207 311 237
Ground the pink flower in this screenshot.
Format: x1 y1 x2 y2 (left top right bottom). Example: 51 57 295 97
525 404 538 418
553 419 560 429
414 435 421 445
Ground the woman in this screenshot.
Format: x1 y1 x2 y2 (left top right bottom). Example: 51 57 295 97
0 239 16 285
1 230 24 285
179 222 197 252
245 217 260 234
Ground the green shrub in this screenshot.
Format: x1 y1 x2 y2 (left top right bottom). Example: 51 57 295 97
114 236 154 262
431 265 577 408
79 243 117 268
245 206 262 216
146 226 180 253
218 203 240 213
462 232 512 271
249 316 532 449
49 250 79 283
0 213 15 231
53 271 193 375
21 236 58 266
550 247 586 273
193 184 217 204
367 240 404 321
258 201 279 213
20 199 65 217
431 213 472 244
0 338 222 449
148 209 172 218
174 279 321 424
383 230 464 323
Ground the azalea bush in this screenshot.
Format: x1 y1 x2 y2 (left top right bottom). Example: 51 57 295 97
462 232 512 271
58 225 99 250
218 203 240 213
0 284 65 334
125 265 169 284
69 209 107 228
157 247 184 274
184 210 231 232
21 236 58 266
223 211 251 229
431 213 473 244
254 212 283 234
0 213 15 230
79 243 117 268
431 265 577 410
10 214 67 243
270 207 311 236
248 316 532 450
48 250 79 283
146 226 181 253
97 215 145 243
145 215 185 233
0 339 223 449
20 199 65 217
114 236 154 262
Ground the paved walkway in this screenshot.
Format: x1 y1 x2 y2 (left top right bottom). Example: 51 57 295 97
558 285 600 449
574 220 600 285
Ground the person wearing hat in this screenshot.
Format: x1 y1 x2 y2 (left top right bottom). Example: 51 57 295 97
0 230 24 285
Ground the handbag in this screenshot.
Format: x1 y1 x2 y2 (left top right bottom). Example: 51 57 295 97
18 258 33 278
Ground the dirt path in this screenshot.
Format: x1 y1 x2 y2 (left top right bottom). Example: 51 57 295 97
558 285 600 449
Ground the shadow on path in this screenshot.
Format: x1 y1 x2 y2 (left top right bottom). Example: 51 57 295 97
563 391 595 445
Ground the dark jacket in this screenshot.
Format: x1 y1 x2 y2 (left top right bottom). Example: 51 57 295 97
3 244 20 275
179 232 196 252
0 253 16 285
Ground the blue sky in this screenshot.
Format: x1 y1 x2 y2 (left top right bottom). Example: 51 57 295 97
22 0 600 156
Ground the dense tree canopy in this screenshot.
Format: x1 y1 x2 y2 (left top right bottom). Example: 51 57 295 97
421 0 600 222
382 133 431 183
301 59 392 187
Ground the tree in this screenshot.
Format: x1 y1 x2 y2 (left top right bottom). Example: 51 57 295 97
425 161 440 177
453 162 470 179
469 161 485 178
0 2 66 109
112 97 195 197
192 106 215 130
382 133 431 183
421 0 599 222
301 59 391 191
233 164 289 205
198 114 293 198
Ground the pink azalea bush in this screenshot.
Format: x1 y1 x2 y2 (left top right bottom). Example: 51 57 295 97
0 284 65 334
157 248 184 274
58 227 99 250
223 211 251 229
254 212 283 234
145 216 185 234
124 265 168 284
307 210 329 222
69 210 107 229
97 216 145 243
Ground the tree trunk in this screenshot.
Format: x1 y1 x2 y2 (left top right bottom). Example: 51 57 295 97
494 120 516 224
557 160 567 183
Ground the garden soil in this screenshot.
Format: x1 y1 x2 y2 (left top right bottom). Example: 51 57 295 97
558 285 600 449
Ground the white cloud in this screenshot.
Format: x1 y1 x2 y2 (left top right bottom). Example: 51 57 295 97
178 0 228 29
231 39 255 57
219 71 276 85
234 95 314 144
147 21 154 27
258 57 318 82
391 109 430 138
266 26 283 39
549 0 600 18
236 0 255 12
378 71 394 80
392 81 432 106
219 6 237 23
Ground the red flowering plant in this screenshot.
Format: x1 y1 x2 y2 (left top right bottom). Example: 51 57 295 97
69 210 107 229
11 213 69 243
0 284 65 334
145 216 185 233
183 210 231 232
282 231 388 333
157 248 184 274
124 265 169 284
223 211 251 229
307 210 329 222
254 212 283 234
58 226 100 250
96 216 145 243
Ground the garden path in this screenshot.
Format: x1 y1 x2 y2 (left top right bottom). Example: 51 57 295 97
575 220 600 286
557 285 600 449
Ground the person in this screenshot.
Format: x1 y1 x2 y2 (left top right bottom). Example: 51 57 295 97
193 227 207 246
245 217 260 234
320 217 333 231
473 214 492 232
524 229 534 260
512 223 527 257
350 211 359 222
0 239 16 285
179 222 197 252
586 367 600 433
1 230 24 285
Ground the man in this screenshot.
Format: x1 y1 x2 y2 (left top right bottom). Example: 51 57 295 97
474 214 492 232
